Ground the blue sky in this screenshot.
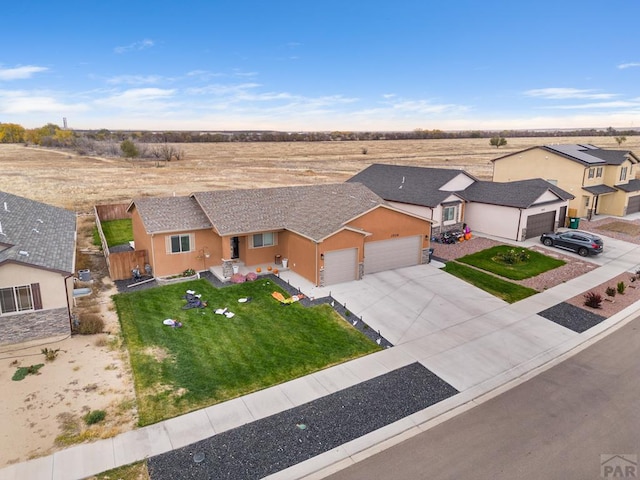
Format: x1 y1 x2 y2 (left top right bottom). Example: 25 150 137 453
2 1 639 131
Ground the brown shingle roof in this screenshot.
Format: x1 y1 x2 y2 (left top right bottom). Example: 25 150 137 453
193 183 385 240
131 196 212 233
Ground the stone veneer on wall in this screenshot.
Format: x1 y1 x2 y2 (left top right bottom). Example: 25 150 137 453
0 308 70 345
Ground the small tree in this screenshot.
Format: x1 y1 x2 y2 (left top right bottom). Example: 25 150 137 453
120 139 139 158
615 136 627 146
490 136 507 148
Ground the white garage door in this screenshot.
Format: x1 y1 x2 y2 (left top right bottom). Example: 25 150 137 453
364 235 421 274
323 248 358 285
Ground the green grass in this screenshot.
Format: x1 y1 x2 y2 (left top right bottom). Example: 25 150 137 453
443 262 538 303
114 279 380 425
456 245 565 280
96 219 133 247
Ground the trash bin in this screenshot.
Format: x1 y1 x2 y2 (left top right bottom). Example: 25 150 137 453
428 248 434 263
569 217 580 229
274 254 282 265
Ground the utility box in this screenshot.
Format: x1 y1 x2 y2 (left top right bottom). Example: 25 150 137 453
78 269 91 281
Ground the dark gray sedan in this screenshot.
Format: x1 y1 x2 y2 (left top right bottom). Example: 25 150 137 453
540 230 604 256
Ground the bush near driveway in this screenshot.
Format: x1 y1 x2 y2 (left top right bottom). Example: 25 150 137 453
114 279 379 425
456 245 565 280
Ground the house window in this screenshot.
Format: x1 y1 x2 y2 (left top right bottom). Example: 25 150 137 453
0 285 34 315
443 206 457 222
620 167 628 181
584 196 590 207
588 168 595 179
252 232 276 248
169 234 192 253
596 167 603 178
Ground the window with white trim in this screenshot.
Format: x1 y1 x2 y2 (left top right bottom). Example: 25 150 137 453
443 205 457 222
252 232 276 248
588 168 595 179
0 285 34 315
620 167 628 181
168 234 192 253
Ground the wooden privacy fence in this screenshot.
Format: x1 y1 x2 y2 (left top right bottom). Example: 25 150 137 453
94 203 148 281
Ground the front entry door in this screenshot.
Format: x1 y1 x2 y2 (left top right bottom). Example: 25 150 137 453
231 237 239 259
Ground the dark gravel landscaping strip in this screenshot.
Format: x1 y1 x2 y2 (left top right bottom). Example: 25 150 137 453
538 302 607 333
147 362 458 480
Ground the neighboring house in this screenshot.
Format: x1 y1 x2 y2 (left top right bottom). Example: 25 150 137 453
492 144 640 218
348 164 573 241
0 191 77 345
128 183 432 287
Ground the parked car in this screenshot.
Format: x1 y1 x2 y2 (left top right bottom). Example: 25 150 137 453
539 230 604 256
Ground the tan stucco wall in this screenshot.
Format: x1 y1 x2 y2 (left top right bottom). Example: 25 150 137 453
286 233 318 284
493 149 590 216
347 206 431 250
0 263 70 310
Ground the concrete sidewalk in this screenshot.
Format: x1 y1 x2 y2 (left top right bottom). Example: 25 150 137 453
3 239 640 480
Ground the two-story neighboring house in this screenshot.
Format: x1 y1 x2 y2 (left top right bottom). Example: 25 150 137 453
492 144 640 218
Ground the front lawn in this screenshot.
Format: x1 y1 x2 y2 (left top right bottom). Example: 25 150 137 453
114 279 380 425
95 219 133 247
443 262 538 303
456 245 565 280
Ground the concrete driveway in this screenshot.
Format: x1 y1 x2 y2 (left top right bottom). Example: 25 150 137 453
320 264 507 345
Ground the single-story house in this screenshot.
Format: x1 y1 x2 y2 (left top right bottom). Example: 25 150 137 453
128 183 432 286
348 164 574 241
492 144 640 218
0 191 77 345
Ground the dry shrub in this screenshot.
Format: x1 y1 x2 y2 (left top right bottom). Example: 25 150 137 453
75 314 105 335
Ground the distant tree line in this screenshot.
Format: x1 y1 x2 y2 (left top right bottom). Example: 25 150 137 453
0 122 638 156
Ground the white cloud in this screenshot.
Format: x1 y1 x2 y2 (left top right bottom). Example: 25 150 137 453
0 89 88 114
106 75 165 85
543 100 640 110
0 65 48 81
618 62 640 69
94 88 177 110
524 88 617 100
114 39 155 54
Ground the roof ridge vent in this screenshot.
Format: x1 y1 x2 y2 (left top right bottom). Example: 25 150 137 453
3 202 8 212
19 250 29 256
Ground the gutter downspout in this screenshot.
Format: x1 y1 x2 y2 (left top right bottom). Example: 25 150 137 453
315 241 319 287
64 273 74 332
150 233 156 277
516 208 523 241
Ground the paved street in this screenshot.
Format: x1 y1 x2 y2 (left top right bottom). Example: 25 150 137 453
323 312 640 480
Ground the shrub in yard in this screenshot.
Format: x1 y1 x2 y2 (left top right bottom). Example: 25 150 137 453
41 347 61 362
583 291 603 309
617 281 626 294
494 248 530 265
75 314 105 335
83 410 106 425
605 286 616 297
182 268 196 277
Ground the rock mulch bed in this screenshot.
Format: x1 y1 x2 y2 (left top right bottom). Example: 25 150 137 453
147 363 458 480
579 217 640 245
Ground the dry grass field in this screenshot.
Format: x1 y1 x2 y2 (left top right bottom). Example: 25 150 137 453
2 136 639 212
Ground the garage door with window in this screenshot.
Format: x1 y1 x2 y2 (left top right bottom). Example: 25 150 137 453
525 211 556 239
323 248 358 285
364 235 421 274
627 195 640 214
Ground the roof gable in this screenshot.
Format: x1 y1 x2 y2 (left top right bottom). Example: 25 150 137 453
461 179 573 208
0 191 76 274
347 163 476 207
130 196 212 234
